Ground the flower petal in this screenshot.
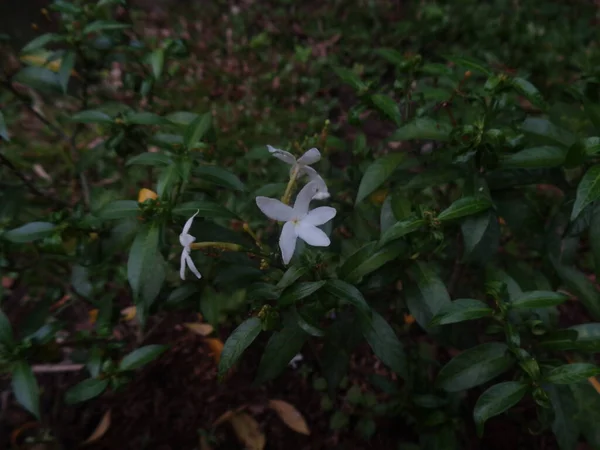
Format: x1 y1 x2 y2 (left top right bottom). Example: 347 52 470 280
292 181 318 217
180 250 188 280
296 222 331 247
179 233 195 247
305 206 336 226
256 197 294 221
185 252 202 279
279 221 297 265
297 147 321 166
300 166 329 199
267 145 296 165
182 210 199 235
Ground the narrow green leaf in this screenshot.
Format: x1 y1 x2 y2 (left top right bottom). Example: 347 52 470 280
184 113 212 149
58 50 75 93
501 146 566 169
125 112 166 126
376 48 405 66
359 310 406 378
512 291 568 309
255 319 308 383
293 308 325 337
83 20 130 34
0 309 14 347
436 343 514 392
461 211 498 259
406 262 451 331
65 378 109 404
323 279 371 316
277 265 308 289
390 118 452 142
379 216 425 246
126 152 172 166
474 382 528 436
165 111 199 127
511 78 546 110
166 284 200 305
591 205 600 280
438 196 492 222
119 345 167 371
194 165 246 191
405 168 461 189
156 165 180 197
521 117 576 148
69 109 113 124
11 361 40 418
430 299 493 326
3 222 56 243
343 243 405 284
371 94 401 125
279 281 326 307
97 200 140 220
545 363 600 385
445 55 491 75
548 386 580 450
572 165 600 220
356 153 406 204
149 48 165 80
218 317 262 378
127 225 163 307
551 257 600 320
332 66 366 91
21 33 63 53
13 66 61 93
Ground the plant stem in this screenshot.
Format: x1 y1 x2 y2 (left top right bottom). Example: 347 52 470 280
281 166 299 205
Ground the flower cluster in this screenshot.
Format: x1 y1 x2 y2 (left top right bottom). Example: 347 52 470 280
179 146 336 279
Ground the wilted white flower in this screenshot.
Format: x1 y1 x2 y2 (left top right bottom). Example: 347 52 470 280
267 145 330 199
288 353 304 369
179 211 202 280
256 181 336 265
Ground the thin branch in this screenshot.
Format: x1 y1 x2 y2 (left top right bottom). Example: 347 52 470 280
32 363 84 373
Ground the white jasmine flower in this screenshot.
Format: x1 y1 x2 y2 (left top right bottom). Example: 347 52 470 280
288 353 304 369
179 211 202 280
267 145 329 199
256 181 336 265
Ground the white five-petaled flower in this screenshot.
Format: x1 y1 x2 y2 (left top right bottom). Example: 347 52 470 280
256 181 336 265
267 145 330 200
179 211 202 280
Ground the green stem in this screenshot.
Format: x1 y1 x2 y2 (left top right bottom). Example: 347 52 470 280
281 166 299 205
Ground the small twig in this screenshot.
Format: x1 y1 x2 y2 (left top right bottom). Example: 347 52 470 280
32 363 84 373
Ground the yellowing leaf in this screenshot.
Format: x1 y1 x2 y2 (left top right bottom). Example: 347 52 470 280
268 399 310 435
205 338 224 364
213 405 247 427
229 412 266 450
369 189 388 205
20 52 61 72
185 322 214 336
137 188 158 203
88 309 99 324
81 409 111 446
120 306 137 321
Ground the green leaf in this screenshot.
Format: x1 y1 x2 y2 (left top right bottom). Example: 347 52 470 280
445 55 491 75
119 345 167 371
97 200 140 220
538 326 600 352
156 164 180 197
343 242 405 284
438 196 492 222
11 361 40 418
69 109 113 124
405 262 451 331
126 152 172 166
279 281 326 307
218 317 262 379
333 66 366 91
379 216 425 246
547 385 580 450
405 168 462 189
165 111 199 127
127 225 164 308
436 343 514 392
583 137 600 156
461 211 498 259
184 113 212 149
172 201 236 219
572 165 600 220
277 265 308 289
58 50 75 93
149 48 165 80
83 20 130 34
166 284 200 305
390 118 452 142
473 382 528 436
521 117 576 148
430 299 493 326
501 146 566 169
21 33 63 53
511 291 568 309
194 165 246 191
321 315 359 392
511 78 546 110
376 48 405 66
255 319 308 383
0 111 9 141
359 310 406 378
0 309 14 347
551 258 600 320
591 205 600 280
13 66 61 93
125 112 166 126
371 94 401 125
355 153 406 204
3 222 56 243
65 378 109 404
323 280 371 316
545 363 600 385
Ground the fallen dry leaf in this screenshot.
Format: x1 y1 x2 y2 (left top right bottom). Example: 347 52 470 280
33 164 52 182
199 434 214 450
213 405 248 427
268 399 310 435
184 322 214 336
81 409 111 446
229 412 266 450
120 306 137 321
204 338 224 364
